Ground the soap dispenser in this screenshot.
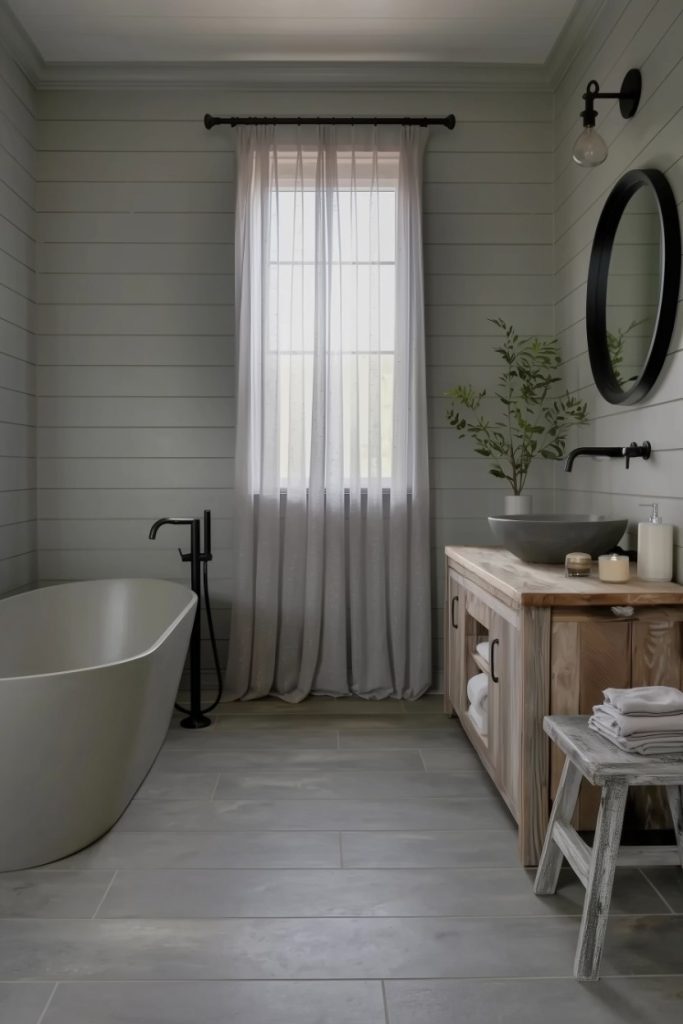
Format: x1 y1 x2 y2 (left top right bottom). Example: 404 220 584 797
637 503 674 582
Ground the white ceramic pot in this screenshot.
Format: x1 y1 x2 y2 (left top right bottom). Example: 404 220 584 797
504 494 532 516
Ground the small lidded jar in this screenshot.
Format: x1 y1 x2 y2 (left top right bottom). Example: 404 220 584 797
565 551 592 577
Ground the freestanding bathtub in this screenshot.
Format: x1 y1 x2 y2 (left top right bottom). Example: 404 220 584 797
0 578 197 872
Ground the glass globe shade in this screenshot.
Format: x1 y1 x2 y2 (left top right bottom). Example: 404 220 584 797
572 125 608 167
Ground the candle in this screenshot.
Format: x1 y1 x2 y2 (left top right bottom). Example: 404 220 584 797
565 551 591 577
598 553 630 583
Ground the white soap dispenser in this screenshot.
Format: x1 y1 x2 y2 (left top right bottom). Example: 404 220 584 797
637 503 674 582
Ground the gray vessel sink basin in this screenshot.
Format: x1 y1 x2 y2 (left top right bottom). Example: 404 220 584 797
487 514 628 565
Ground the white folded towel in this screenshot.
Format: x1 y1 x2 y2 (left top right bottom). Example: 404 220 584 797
467 672 488 712
589 714 683 756
593 704 683 736
476 641 490 663
468 704 488 738
603 686 683 716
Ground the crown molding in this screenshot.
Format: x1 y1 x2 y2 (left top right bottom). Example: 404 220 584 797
545 0 610 89
0 0 44 85
31 58 552 92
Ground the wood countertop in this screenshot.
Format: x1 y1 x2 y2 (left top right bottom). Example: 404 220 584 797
445 546 683 608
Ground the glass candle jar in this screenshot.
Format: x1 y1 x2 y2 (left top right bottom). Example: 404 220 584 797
565 551 592 577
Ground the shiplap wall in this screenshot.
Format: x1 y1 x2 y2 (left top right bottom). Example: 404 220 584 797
0 39 35 595
34 85 554 689
554 0 683 575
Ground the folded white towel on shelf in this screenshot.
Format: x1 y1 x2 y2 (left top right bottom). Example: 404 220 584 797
589 714 683 755
476 641 490 663
603 686 683 716
468 704 488 738
467 672 488 712
593 704 683 736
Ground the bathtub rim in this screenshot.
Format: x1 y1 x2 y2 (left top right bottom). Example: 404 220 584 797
0 578 198 684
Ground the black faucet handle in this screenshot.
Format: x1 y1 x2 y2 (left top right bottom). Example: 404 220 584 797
178 547 193 562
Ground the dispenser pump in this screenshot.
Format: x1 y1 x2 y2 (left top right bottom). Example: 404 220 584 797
640 502 662 524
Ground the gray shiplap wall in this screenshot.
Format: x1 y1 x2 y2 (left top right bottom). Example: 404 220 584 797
34 85 554 689
553 0 683 577
0 39 35 595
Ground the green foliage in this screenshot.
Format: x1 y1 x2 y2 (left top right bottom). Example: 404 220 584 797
606 319 646 388
445 319 588 495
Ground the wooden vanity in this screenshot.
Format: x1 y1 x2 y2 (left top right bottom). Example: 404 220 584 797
444 546 683 865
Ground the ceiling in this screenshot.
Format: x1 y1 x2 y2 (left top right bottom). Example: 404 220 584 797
7 0 580 65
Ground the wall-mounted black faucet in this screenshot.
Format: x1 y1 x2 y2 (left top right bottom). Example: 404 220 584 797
149 511 214 729
564 441 652 472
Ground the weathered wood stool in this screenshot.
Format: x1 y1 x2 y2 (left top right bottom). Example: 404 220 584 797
534 714 683 980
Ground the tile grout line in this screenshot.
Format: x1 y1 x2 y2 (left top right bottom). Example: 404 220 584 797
381 979 391 1024
34 982 58 1024
638 868 677 915
91 869 118 919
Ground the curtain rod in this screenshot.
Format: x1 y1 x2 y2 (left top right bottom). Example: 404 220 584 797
204 114 455 130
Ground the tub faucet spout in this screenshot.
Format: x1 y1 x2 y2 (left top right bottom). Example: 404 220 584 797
149 515 208 730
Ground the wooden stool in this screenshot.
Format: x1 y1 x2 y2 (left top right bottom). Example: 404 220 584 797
534 714 683 981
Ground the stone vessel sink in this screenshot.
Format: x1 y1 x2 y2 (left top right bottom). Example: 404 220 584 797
487 514 628 565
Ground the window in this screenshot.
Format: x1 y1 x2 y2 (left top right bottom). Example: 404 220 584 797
265 149 399 486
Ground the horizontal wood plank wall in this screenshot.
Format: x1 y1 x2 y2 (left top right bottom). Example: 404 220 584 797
0 39 36 595
553 0 683 575
34 86 554 690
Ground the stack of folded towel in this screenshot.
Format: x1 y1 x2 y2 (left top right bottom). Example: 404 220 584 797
589 686 683 754
467 672 488 738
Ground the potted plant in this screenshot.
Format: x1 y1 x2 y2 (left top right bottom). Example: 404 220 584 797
445 319 588 514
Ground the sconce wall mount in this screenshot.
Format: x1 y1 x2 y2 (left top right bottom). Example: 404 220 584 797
573 68 642 167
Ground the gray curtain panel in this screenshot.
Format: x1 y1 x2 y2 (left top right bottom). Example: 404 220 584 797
227 124 431 701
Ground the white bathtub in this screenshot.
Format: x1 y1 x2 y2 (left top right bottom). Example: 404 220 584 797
0 578 197 872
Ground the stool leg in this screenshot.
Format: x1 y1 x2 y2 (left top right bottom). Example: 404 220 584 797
534 757 583 896
665 786 683 869
574 779 628 981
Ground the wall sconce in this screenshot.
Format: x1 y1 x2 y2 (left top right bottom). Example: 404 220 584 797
572 68 642 167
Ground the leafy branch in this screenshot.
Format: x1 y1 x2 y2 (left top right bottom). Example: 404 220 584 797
445 319 588 495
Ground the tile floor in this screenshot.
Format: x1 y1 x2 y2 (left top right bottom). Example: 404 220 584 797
1 696 683 1022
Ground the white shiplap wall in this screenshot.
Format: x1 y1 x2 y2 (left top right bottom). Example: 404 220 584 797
0 38 35 595
34 85 554 688
553 0 683 576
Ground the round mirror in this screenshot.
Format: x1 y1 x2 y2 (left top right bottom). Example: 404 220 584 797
586 168 681 405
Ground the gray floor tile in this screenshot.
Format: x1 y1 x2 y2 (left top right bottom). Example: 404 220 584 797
384 978 683 1024
213 770 492 802
0 916 581 980
153 747 425 773
0 871 114 919
54 831 342 870
339 728 465 749
114 796 510 832
340 828 535 868
42 980 386 1024
420 746 488 771
95 866 667 919
643 867 683 913
0 983 54 1024
136 772 219 800
162 726 340 750
401 695 445 714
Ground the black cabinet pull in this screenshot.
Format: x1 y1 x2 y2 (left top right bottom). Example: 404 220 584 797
451 595 459 628
490 638 500 682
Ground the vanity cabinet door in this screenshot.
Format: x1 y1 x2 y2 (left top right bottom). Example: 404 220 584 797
489 610 522 818
444 568 465 716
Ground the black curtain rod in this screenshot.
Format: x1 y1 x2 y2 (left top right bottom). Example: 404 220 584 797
204 114 455 130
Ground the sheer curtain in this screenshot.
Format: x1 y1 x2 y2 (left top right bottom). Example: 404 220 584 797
226 124 431 701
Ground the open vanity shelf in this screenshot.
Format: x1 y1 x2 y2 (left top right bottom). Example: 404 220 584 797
444 546 683 865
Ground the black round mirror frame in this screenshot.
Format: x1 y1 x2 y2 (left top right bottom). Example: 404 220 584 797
586 168 681 405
